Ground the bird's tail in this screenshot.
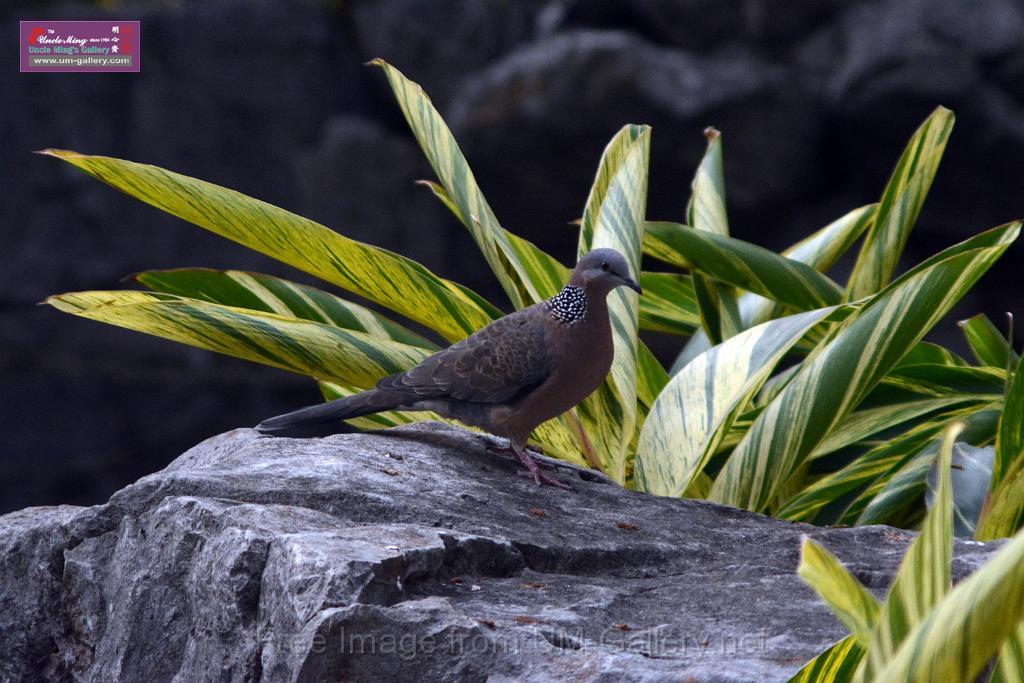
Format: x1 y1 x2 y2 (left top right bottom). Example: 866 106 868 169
255 389 402 437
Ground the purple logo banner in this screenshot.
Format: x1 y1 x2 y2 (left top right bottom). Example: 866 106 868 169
20 20 140 73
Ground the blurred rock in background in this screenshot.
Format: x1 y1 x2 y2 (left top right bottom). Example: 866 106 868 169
3 0 1023 513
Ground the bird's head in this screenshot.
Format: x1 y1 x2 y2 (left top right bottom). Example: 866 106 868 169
570 248 642 296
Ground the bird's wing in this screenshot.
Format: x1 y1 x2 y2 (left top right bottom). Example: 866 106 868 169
377 304 552 404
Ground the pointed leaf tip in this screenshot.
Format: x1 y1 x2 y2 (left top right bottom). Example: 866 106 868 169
703 127 720 141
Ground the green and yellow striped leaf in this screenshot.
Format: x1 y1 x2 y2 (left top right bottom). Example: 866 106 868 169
46 291 432 388
644 221 843 311
894 341 967 368
572 125 650 482
995 354 1024 489
41 149 500 344
777 418 947 523
375 60 557 307
685 128 742 347
854 422 960 682
977 358 1024 539
851 408 999 527
871 522 1024 683
798 536 881 645
993 623 1024 683
845 107 954 301
959 312 1018 368
134 268 437 349
634 271 699 335
787 636 864 683
710 222 1019 511
634 307 835 497
669 204 875 375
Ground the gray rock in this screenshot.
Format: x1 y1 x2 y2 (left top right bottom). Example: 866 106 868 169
0 422 1001 682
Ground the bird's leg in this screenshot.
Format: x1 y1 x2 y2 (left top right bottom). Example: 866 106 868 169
511 443 573 491
486 439 554 469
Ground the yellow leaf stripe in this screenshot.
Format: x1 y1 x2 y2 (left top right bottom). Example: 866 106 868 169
872 518 1024 682
47 291 432 388
846 107 954 300
645 221 844 310
797 537 881 645
786 636 864 683
855 422 961 681
135 268 437 349
573 126 650 482
710 223 1019 511
635 307 835 497
40 149 496 343
374 60 549 308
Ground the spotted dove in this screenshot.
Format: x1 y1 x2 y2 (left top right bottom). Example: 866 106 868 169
256 248 642 489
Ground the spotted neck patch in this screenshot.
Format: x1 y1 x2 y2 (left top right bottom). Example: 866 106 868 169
545 285 588 324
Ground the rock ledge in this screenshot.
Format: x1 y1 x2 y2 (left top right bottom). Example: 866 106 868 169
0 423 999 682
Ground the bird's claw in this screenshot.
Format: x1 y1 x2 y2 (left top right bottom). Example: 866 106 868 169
486 444 556 469
513 447 575 491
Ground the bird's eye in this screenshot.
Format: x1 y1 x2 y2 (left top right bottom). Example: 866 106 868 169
600 261 609 272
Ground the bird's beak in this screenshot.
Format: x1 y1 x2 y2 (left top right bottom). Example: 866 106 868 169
621 276 643 295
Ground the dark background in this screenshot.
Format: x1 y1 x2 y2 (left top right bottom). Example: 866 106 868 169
3 0 1022 514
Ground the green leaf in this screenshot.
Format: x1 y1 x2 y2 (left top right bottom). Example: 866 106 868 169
846 107 954 300
992 623 1024 683
810 396 984 461
634 307 836 497
635 271 699 335
978 356 1024 539
644 221 844 311
797 537 881 644
710 222 1019 511
669 204 875 375
375 60 556 307
855 422 961 681
40 150 498 344
135 268 437 349
996 356 1024 485
852 408 999 527
686 128 742 347
776 415 957 523
46 291 431 388
571 125 650 482
925 443 993 537
691 272 742 344
787 636 864 683
872 522 1024 683
894 341 967 368
959 313 1018 368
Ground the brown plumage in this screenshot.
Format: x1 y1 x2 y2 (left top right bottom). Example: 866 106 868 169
256 248 642 488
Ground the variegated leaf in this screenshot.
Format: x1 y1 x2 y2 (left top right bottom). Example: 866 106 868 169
634 308 835 497
40 149 498 343
710 222 1019 512
798 537 881 645
669 204 875 375
787 636 864 683
46 291 431 388
644 221 843 311
135 268 437 349
846 107 954 300
871 521 1024 683
572 126 650 482
854 422 961 682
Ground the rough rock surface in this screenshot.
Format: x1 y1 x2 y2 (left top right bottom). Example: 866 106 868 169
0 423 1000 682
